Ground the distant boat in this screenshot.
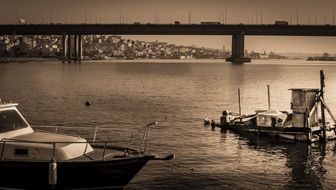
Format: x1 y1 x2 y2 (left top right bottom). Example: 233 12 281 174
214 71 336 143
0 102 174 189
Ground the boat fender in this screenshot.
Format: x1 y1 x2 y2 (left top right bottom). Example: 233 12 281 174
49 158 57 187
164 154 175 160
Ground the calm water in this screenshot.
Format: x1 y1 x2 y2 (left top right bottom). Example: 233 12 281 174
1 60 336 189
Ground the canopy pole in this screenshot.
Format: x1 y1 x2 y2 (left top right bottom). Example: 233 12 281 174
267 85 271 110
238 88 242 123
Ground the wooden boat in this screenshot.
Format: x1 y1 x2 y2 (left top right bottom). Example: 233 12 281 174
0 102 174 189
214 70 336 143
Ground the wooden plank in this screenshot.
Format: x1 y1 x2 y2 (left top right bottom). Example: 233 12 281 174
320 97 336 124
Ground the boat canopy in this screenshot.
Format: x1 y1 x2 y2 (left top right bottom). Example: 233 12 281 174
257 110 286 117
256 110 287 127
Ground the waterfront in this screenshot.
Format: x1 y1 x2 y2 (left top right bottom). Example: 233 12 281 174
1 60 336 189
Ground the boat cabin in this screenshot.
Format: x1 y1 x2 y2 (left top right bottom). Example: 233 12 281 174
0 102 93 161
290 88 319 128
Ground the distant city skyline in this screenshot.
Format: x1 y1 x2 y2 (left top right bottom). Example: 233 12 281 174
1 0 336 53
123 35 336 54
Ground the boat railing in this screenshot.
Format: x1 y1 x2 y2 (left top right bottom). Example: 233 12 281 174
0 121 160 161
0 138 140 161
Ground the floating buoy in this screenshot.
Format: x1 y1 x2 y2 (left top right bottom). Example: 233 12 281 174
85 101 91 107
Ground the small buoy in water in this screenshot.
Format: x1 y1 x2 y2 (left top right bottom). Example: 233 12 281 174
85 101 91 107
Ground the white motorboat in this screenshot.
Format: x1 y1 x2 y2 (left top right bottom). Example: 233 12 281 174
0 102 174 189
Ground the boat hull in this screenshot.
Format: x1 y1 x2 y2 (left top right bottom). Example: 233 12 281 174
0 155 153 190
219 124 318 143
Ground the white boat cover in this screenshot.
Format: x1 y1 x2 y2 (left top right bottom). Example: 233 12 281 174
1 132 93 160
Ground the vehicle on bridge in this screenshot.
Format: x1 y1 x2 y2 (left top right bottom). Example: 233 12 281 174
200 22 221 25
274 21 289 25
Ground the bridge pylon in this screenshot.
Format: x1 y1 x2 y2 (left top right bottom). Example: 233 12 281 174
62 33 82 63
226 31 251 63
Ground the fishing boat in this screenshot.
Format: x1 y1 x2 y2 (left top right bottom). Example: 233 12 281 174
213 70 336 143
0 101 174 189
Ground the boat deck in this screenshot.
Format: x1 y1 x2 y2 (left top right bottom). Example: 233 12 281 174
219 124 325 133
211 122 335 143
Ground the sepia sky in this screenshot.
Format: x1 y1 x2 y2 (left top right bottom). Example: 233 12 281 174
1 0 336 53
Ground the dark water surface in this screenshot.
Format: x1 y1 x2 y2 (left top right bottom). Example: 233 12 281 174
1 60 336 189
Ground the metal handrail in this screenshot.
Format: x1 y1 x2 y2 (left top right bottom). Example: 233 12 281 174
101 142 108 160
0 141 6 160
0 121 159 161
1 138 135 144
139 121 158 154
52 143 56 159
32 125 142 132
33 125 141 143
127 131 134 152
0 139 136 161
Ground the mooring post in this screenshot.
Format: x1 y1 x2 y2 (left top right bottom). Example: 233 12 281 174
238 88 242 123
267 85 271 110
320 70 327 142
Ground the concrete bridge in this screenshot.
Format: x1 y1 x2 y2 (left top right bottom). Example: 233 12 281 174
1 24 336 63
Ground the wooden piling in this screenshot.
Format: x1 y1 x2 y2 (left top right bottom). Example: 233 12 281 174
267 85 271 110
320 70 327 142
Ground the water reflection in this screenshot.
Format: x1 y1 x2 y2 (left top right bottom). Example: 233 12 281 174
115 62 191 76
284 143 325 189
0 64 8 79
2 61 336 189
220 130 329 189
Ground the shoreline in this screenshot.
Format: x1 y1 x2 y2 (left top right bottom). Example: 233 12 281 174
0 57 230 64
2 57 335 65
0 57 60 63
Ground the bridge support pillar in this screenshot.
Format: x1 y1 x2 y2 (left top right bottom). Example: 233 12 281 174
62 33 67 63
74 34 78 62
78 35 82 63
67 35 72 63
226 32 251 63
63 34 82 63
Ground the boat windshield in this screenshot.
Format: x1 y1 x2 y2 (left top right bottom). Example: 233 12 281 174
0 110 28 132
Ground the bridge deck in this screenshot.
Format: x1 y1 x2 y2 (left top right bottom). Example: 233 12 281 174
0 24 336 36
